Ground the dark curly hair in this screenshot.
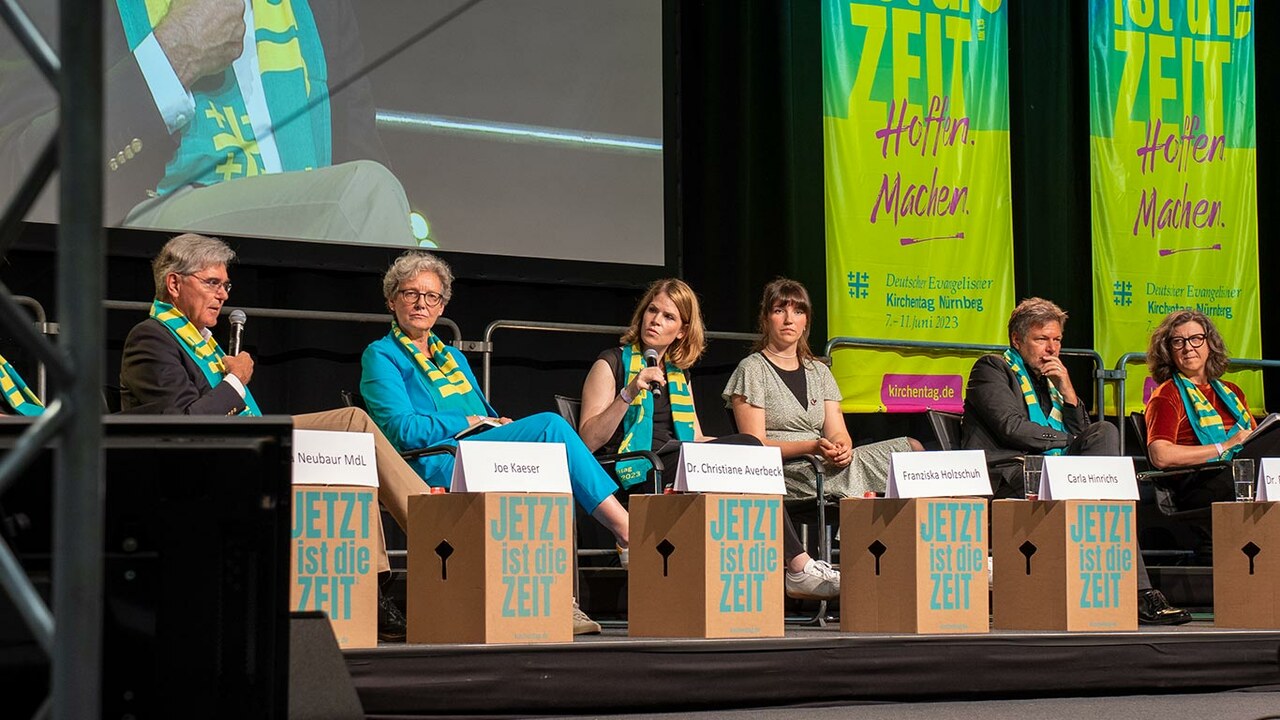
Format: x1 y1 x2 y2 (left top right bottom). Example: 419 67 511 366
1146 309 1230 383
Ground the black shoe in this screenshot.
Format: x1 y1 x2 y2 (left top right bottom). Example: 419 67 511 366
377 588 407 642
1138 588 1192 626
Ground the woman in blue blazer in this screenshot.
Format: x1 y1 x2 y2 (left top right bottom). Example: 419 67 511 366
360 251 631 556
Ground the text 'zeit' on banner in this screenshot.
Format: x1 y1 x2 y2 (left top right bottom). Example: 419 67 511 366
823 0 1014 413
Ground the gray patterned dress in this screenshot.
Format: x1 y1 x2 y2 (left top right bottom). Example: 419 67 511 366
722 352 912 499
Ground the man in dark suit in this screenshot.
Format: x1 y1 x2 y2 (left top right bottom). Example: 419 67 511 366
120 232 420 639
961 297 1190 625
961 298 1114 498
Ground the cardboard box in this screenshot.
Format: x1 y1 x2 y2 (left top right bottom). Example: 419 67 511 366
1212 501 1280 628
628 493 784 638
407 492 574 644
841 497 989 634
290 485 378 648
992 499 1137 631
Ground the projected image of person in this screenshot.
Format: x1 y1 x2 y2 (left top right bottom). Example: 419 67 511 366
359 250 630 634
725 278 922 500
0 0 417 245
1144 309 1280 507
576 279 838 601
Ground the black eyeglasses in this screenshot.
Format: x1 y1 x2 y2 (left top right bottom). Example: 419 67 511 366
397 289 444 307
186 274 232 294
1169 334 1207 350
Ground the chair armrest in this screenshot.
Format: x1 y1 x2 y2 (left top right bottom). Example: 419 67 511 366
399 444 457 461
1136 461 1230 519
596 449 665 494
1136 460 1231 484
794 454 826 500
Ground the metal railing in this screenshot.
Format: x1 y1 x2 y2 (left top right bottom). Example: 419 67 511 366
479 320 758 401
1111 352 1280 454
12 296 50 402
824 337 1107 421
101 300 460 343
0 2 106 716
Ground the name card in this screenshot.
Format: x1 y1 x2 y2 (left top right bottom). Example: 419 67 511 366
292 429 378 487
887 450 991 498
450 440 571 493
1040 456 1138 501
672 443 785 494
1258 458 1280 502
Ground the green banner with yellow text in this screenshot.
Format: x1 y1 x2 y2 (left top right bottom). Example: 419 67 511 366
1090 0 1261 416
823 0 1014 413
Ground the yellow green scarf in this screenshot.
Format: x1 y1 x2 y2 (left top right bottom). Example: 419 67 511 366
1173 372 1253 460
390 322 488 417
150 301 261 416
616 344 695 488
0 352 42 416
1004 348 1065 456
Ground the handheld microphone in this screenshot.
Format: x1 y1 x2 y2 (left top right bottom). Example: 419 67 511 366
227 309 247 355
643 348 663 397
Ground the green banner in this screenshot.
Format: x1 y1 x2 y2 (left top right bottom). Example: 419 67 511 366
823 0 1014 413
1090 0 1261 415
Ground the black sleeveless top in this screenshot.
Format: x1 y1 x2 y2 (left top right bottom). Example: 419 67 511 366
598 347 675 454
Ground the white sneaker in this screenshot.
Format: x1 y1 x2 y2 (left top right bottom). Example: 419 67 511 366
785 559 840 600
572 597 601 635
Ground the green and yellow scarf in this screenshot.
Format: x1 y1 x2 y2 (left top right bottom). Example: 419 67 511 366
0 352 42 416
1173 372 1253 460
615 344 696 488
115 0 330 193
390 322 488 417
1004 348 1065 456
150 300 261 416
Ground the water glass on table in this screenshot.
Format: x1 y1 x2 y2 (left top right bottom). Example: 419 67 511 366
1023 455 1043 501
1233 458 1256 502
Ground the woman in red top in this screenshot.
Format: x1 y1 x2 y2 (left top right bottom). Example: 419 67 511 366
1144 310 1277 509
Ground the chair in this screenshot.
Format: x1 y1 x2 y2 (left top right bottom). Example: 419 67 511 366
340 389 457 463
925 409 1028 494
720 404 835 625
1127 411 1228 563
101 384 122 414
1127 411 1229 513
339 390 457 567
553 395 664 494
925 409 962 451
720 405 834 560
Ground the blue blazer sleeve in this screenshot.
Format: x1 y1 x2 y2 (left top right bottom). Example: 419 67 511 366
359 334 495 453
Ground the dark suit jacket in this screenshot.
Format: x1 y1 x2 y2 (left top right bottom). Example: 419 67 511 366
119 317 248 415
960 354 1092 493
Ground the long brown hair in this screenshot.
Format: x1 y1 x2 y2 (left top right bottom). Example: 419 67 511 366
618 279 706 369
751 278 815 362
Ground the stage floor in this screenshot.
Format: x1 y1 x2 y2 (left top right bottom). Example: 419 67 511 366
345 621 1280 718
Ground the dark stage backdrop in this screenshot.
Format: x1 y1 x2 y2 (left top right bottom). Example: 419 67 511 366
1 0 1276 437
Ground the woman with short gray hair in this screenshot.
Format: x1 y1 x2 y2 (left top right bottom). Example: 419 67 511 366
360 250 631 634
